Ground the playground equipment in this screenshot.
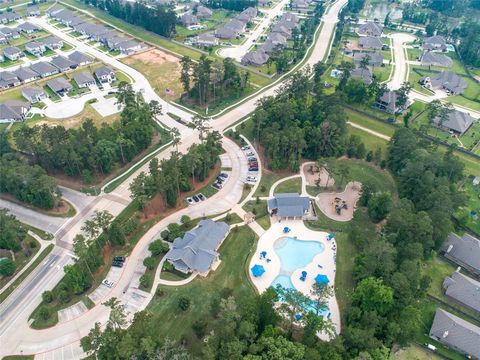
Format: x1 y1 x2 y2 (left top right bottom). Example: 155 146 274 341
333 197 348 215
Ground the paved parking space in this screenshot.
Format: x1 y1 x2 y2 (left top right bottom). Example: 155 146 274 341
220 153 232 168
35 341 84 360
91 96 122 117
57 301 88 323
88 266 124 304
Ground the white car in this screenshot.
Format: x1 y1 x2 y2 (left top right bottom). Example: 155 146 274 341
186 197 194 205
246 176 257 182
241 145 250 150
246 151 255 157
102 279 114 288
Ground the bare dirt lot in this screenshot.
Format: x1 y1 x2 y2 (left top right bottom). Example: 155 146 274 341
121 48 183 101
316 181 362 221
302 162 335 187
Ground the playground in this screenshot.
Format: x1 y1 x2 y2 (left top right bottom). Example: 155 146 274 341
316 182 362 222
302 162 335 188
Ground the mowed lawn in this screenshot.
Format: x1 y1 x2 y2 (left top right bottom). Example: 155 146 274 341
274 177 302 194
147 226 257 354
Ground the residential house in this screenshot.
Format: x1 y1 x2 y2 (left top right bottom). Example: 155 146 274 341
226 19 246 33
195 5 212 18
3 46 23 61
241 49 269 66
0 100 30 123
0 53 4 62
351 67 373 85
14 67 39 83
357 21 383 37
0 27 20 40
374 90 404 114
443 271 480 315
215 26 237 39
420 51 453 67
103 34 125 49
421 71 467 95
17 22 40 34
180 13 198 26
358 36 383 50
25 41 46 56
42 36 63 50
432 109 475 135
30 61 60 78
51 55 76 71
236 12 252 24
291 0 310 12
68 51 93 66
26 5 41 17
429 308 480 359
94 66 116 83
0 11 21 24
267 193 311 219
352 51 384 67
46 77 72 96
22 86 47 103
0 71 20 88
242 7 257 19
271 23 292 39
423 35 447 51
116 40 144 55
46 6 65 18
281 12 299 24
193 33 218 48
262 39 284 54
443 232 480 276
0 33 6 44
73 71 95 88
165 219 229 276
56 11 84 27
74 23 109 40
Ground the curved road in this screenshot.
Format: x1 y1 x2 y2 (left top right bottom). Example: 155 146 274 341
0 0 348 358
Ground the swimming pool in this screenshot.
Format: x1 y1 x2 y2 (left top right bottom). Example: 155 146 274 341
274 237 325 272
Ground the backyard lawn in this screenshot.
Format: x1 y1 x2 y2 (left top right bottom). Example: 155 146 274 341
147 226 257 355
242 200 271 230
454 180 480 235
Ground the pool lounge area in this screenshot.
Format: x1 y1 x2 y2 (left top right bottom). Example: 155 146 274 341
249 220 340 339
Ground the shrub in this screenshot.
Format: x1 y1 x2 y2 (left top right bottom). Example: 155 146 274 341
225 213 232 223
160 230 170 240
163 262 174 272
260 185 267 193
29 240 38 248
0 258 16 276
58 289 71 304
155 287 165 297
42 290 54 304
178 296 191 311
143 256 156 270
192 319 207 339
180 215 191 226
140 274 152 289
149 239 169 256
122 217 139 236
38 306 51 320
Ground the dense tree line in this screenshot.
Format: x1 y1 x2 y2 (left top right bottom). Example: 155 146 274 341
251 68 349 171
0 209 26 253
129 128 223 208
13 85 160 183
181 56 250 108
455 20 480 67
201 0 257 11
77 0 177 38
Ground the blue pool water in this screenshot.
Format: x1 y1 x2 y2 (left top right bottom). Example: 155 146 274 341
274 237 325 272
271 274 295 290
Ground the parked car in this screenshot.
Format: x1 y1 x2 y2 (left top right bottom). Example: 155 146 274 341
248 156 257 161
216 176 224 183
113 256 125 262
192 195 200 202
213 182 222 189
102 279 114 288
186 197 194 205
247 176 257 182
249 167 259 171
241 145 250 150
198 193 206 201
219 172 228 178
112 261 123 268
246 151 254 157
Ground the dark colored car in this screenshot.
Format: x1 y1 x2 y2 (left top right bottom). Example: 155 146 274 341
192 195 200 202
249 168 259 172
113 256 125 262
216 177 224 183
219 173 228 178
112 261 123 268
213 182 222 189
198 194 206 201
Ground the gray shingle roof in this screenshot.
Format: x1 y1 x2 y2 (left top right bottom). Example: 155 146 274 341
351 67 373 85
358 36 383 49
444 233 480 272
68 51 93 65
181 13 198 26
0 101 28 121
352 51 384 67
430 71 467 94
47 77 72 93
423 35 447 51
196 5 212 18
165 219 229 273
73 71 95 86
3 46 21 56
94 66 114 78
215 26 237 39
420 51 453 67
443 271 480 313
17 22 40 32
30 61 59 77
22 85 45 99
357 22 383 36
433 109 475 134
51 55 75 70
242 49 269 66
42 35 63 48
429 308 480 358
268 193 310 217
14 67 38 81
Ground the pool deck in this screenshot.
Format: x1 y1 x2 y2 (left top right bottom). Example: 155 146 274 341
249 219 341 340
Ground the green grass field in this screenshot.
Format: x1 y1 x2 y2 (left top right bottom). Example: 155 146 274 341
274 177 302 194
454 180 480 235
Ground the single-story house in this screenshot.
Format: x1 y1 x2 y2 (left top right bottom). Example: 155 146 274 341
25 41 46 56
0 100 30 123
68 51 94 66
73 71 96 88
291 0 310 11
3 46 23 61
261 39 284 54
374 90 404 114
17 22 41 34
14 67 39 83
429 308 480 359
26 5 41 16
423 35 447 51
226 19 246 33
241 49 269 66
443 271 480 315
442 232 480 276
22 86 47 103
165 219 229 276
104 34 125 49
420 51 453 67
55 11 84 27
30 61 59 78
271 23 292 38
116 40 144 55
0 11 21 24
236 12 252 24
180 13 198 26
0 71 20 88
351 67 373 85
358 36 383 50
242 7 257 19
42 36 63 50
421 71 467 95
46 6 65 17
357 21 383 37
94 66 116 83
215 26 237 39
432 109 475 135
51 55 76 71
352 51 384 67
281 12 299 24
0 26 20 40
194 33 218 48
46 77 72 96
195 5 212 18
267 193 311 219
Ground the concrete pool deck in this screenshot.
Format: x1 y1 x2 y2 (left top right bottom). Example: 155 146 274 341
249 220 341 339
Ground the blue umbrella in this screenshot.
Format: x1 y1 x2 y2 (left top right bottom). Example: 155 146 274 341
315 274 329 285
301 271 307 277
261 251 267 258
295 313 302 321
251 264 265 277
283 227 290 233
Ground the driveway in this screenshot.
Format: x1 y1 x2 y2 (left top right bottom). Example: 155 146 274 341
386 32 416 90
43 89 113 118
